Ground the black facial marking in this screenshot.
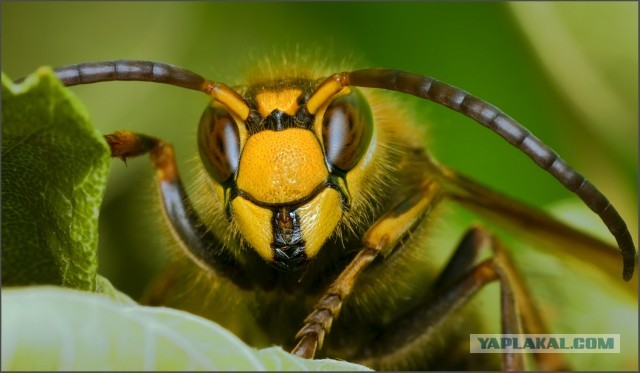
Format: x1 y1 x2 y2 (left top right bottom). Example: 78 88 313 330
264 110 295 131
245 110 262 129
270 207 307 271
328 173 352 212
295 106 315 128
241 79 317 134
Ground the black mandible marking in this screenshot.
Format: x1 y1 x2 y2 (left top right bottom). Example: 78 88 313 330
345 68 636 281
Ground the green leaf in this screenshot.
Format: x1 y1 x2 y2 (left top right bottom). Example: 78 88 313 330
256 347 369 371
94 275 137 305
1 287 371 371
1 68 110 291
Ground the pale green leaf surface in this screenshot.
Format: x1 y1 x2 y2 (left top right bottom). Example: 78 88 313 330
94 275 137 305
256 347 369 371
1 287 371 371
1 69 110 291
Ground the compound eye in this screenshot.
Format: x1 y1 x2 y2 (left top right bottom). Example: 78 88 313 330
198 105 240 184
322 90 374 172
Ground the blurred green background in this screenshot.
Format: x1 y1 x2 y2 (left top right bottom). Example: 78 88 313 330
2 3 637 367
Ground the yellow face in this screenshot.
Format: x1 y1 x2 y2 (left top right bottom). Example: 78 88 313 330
197 83 374 271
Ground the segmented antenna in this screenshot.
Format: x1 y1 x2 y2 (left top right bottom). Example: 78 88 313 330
309 68 636 281
16 60 252 120
51 60 209 91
